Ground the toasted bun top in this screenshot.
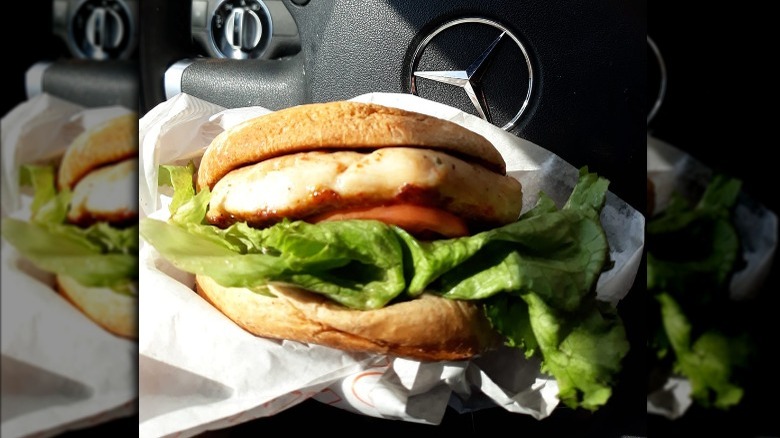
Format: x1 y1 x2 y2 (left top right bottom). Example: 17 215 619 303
197 101 506 191
58 113 138 191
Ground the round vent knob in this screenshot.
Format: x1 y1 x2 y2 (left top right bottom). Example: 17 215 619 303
224 7 263 51
210 0 272 59
70 0 134 60
85 6 125 51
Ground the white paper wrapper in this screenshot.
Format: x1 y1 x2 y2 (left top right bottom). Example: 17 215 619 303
646 134 778 418
139 92 645 437
0 94 138 438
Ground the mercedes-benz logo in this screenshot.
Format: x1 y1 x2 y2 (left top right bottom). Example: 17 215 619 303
409 18 533 131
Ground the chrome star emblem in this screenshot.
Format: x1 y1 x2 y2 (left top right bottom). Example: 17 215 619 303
409 18 534 131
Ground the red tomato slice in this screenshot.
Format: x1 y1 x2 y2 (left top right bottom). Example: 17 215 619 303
309 204 469 238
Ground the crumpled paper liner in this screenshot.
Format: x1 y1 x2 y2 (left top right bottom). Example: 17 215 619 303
139 92 645 437
646 134 778 418
1 93 137 438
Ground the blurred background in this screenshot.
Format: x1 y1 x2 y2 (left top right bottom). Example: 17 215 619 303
4 0 138 112
2 0 139 436
648 4 778 437
3 1 66 116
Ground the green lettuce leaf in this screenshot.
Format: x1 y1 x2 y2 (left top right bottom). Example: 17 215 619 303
1 164 138 293
159 162 201 222
523 293 627 410
657 293 748 409
647 176 742 294
140 218 406 309
19 164 71 224
399 200 607 312
647 175 749 410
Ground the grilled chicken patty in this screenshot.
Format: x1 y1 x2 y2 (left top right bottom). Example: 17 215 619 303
206 148 522 233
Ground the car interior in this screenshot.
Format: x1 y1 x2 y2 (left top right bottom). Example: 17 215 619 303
646 5 779 437
145 0 646 435
6 0 138 111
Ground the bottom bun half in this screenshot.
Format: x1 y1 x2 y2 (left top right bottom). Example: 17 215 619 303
195 275 500 361
55 275 138 339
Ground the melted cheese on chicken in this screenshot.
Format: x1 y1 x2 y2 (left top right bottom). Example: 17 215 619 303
68 158 138 225
206 148 522 230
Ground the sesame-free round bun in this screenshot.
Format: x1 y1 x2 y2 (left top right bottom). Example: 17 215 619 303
58 112 138 191
55 275 138 339
195 275 500 361
197 101 506 191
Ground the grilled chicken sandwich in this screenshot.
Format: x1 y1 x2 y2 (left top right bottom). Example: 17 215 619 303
2 113 138 338
141 101 628 410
